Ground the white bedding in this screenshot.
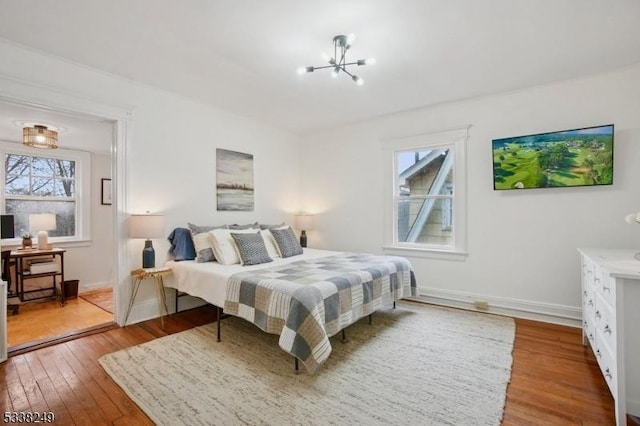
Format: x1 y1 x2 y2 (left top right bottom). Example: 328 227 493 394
163 248 339 307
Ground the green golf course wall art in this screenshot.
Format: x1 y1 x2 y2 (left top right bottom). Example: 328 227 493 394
492 124 614 190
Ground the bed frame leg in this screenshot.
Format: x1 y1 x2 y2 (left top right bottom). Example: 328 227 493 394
368 314 372 325
216 306 222 342
341 329 347 343
393 301 396 309
294 358 299 372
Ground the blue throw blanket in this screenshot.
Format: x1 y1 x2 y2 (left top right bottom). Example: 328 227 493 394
167 227 196 261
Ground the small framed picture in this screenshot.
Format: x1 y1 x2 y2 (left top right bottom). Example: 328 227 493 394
101 178 112 205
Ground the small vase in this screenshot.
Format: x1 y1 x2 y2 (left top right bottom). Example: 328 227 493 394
22 238 32 249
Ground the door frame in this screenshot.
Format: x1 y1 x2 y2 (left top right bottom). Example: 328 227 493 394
0 74 132 361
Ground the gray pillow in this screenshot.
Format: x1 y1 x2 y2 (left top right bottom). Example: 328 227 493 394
196 247 215 263
231 231 273 265
259 222 286 230
228 222 259 230
269 227 303 258
188 222 228 234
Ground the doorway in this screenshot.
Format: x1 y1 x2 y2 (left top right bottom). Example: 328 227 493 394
0 78 130 360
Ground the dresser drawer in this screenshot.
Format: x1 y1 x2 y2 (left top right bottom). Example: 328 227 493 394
582 259 595 287
595 292 616 354
583 287 595 318
583 317 596 349
594 339 618 399
599 274 616 307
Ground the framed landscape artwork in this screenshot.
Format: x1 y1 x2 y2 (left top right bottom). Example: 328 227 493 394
492 124 614 190
216 148 254 211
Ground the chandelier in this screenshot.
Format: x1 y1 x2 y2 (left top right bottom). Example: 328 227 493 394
297 34 375 85
23 124 58 149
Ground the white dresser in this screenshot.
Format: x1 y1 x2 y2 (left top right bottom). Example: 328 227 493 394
579 248 640 425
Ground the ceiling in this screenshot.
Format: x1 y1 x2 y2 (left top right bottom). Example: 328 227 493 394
0 100 113 154
0 0 639 136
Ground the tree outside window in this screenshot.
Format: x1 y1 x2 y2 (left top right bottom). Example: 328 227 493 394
4 153 76 237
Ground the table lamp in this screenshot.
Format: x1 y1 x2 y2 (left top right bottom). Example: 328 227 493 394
29 213 57 249
130 213 165 268
294 214 314 248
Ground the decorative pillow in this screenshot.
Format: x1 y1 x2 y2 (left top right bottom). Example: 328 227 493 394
228 222 259 230
192 232 216 263
209 228 257 265
260 229 283 258
188 222 228 234
231 231 273 266
259 222 286 230
269 227 303 258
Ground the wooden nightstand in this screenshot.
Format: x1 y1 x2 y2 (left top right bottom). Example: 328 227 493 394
124 266 172 328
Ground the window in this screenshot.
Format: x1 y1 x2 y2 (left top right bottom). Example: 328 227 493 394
383 128 468 258
1 142 91 244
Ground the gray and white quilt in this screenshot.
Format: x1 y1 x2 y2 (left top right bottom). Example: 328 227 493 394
223 253 417 372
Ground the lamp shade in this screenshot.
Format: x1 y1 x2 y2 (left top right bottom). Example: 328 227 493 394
23 125 58 149
129 214 165 239
295 214 314 231
29 213 57 232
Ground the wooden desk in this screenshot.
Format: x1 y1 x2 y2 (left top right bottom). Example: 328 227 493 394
10 248 66 304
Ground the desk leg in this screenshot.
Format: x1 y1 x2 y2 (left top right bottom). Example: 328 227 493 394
123 277 142 326
155 276 169 330
59 252 66 306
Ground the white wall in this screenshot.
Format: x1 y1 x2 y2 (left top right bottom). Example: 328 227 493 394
300 64 640 325
64 152 113 292
0 40 301 322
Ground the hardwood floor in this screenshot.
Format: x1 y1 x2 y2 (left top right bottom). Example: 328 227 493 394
0 306 623 425
7 296 113 348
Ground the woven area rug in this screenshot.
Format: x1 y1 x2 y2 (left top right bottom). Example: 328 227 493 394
99 302 515 426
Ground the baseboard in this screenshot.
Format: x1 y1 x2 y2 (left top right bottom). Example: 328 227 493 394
79 281 111 293
124 290 207 325
415 286 582 328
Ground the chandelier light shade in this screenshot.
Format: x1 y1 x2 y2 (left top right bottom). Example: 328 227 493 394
297 34 375 85
23 124 58 149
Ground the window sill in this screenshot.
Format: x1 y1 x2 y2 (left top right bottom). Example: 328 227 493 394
382 246 468 261
1 239 92 249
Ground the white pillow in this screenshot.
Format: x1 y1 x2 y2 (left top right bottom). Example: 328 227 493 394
209 228 257 265
192 231 215 263
260 228 285 259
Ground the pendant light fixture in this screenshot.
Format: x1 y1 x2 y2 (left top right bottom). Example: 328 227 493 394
23 124 58 149
297 34 375 85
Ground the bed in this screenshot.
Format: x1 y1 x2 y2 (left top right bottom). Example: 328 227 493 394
164 248 417 372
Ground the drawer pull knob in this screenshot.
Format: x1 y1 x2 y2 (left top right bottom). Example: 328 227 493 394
605 368 612 379
589 333 594 341
583 290 588 296
604 325 612 334
596 349 602 358
588 300 593 306
594 277 601 283
603 286 611 293
595 311 601 319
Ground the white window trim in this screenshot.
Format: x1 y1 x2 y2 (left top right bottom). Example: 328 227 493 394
0 140 91 245
381 126 469 260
